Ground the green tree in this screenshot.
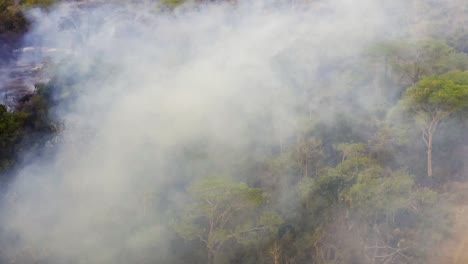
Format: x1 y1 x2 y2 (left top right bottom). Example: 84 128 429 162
298 142 442 263
0 0 27 33
174 177 281 264
0 105 26 170
292 136 324 178
17 84 56 132
402 71 468 177
370 39 468 87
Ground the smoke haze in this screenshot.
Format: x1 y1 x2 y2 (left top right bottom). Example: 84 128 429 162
0 0 464 263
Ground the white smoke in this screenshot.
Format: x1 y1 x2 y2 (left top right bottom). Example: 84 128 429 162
0 0 401 263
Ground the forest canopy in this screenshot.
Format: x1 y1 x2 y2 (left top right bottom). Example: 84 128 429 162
0 1 467 264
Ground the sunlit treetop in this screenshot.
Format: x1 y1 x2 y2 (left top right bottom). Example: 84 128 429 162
403 71 468 118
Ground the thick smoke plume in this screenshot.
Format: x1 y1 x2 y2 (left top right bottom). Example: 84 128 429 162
0 0 429 263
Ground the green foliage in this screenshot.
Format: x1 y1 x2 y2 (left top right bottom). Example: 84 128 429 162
0 105 27 170
0 2 466 263
345 168 436 217
367 123 407 166
0 0 60 33
0 83 56 174
291 138 448 263
160 0 186 8
400 71 468 177
267 152 296 176
403 71 468 118
174 177 281 263
18 84 57 132
0 0 28 33
188 177 264 212
370 39 468 86
292 136 325 178
21 0 57 7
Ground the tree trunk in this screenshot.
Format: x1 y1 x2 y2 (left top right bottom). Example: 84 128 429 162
422 116 441 178
207 250 215 264
427 131 433 177
270 242 281 264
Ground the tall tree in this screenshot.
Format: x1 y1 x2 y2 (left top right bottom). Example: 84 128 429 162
174 177 281 264
369 39 468 87
402 71 468 177
292 136 324 179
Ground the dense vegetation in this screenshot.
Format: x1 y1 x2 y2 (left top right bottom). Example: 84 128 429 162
0 84 56 178
0 0 58 33
0 1 467 264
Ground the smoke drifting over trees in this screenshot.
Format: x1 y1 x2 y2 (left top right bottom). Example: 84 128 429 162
0 0 467 263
